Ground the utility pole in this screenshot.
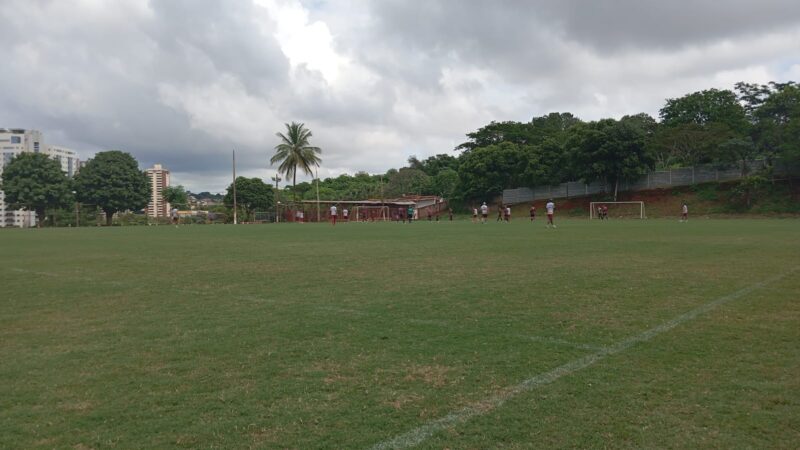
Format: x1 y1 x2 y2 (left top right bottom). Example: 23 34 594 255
271 174 282 223
232 149 238 225
316 167 321 223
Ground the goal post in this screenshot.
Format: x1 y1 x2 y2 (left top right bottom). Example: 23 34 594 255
353 206 390 222
589 201 645 219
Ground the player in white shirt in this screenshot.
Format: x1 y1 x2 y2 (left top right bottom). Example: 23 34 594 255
680 203 688 222
505 206 511 222
545 199 556 228
343 208 349 222
472 207 478 223
330 205 338 225
480 202 489 224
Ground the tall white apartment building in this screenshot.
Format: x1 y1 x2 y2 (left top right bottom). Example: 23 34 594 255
0 128 80 228
145 164 170 218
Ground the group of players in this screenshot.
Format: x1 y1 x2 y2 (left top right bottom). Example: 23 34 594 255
325 201 689 226
471 200 557 228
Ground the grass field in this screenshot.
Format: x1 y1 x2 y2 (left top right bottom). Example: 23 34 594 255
1 218 799 448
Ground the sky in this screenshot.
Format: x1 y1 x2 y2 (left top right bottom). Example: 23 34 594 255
2 0 799 193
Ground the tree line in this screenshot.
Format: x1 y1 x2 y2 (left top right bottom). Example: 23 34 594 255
282 81 798 205
2 81 796 225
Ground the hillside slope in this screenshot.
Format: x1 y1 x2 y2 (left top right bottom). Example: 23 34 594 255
507 179 800 219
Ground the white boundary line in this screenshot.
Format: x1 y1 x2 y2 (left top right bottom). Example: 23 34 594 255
370 267 798 450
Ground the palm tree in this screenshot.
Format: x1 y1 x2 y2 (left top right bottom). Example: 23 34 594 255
271 122 322 201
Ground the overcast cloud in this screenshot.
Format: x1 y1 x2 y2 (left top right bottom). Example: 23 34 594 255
1 0 799 192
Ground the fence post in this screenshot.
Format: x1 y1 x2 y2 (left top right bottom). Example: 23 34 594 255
669 169 672 186
692 166 695 184
647 173 650 189
566 183 569 198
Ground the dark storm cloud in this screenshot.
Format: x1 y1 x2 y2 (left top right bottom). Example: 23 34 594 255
1 0 799 191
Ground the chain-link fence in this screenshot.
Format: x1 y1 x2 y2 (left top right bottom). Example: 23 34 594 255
503 159 798 204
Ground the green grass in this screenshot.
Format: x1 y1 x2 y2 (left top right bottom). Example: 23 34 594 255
1 219 799 449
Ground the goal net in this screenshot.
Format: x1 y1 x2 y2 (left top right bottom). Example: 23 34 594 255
589 201 645 219
353 206 390 222
253 211 276 223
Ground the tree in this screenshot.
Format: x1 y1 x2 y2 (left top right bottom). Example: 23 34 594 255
457 142 531 200
73 151 150 226
0 152 72 227
648 122 737 168
660 88 748 133
384 168 430 197
752 82 800 165
162 185 189 209
223 177 274 222
568 118 653 200
271 122 322 200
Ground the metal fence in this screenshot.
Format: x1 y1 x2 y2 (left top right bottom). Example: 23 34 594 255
503 159 798 204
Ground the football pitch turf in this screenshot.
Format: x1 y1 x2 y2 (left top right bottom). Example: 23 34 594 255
1 219 799 448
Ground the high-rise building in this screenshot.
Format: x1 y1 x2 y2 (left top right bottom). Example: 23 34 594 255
0 128 79 228
145 164 170 218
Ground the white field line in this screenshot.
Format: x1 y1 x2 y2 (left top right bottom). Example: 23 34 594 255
370 267 798 450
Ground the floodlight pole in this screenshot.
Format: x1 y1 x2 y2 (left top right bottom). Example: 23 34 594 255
232 149 238 225
316 167 321 223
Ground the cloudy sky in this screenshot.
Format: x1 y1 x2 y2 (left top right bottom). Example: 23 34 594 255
2 0 799 192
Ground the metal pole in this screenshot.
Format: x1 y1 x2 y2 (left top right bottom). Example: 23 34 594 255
232 149 237 225
271 175 281 223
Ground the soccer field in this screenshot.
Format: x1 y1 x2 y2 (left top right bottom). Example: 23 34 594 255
1 219 799 448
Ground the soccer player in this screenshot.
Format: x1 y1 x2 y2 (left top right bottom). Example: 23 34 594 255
681 203 688 222
546 199 555 228
496 205 503 222
330 204 338 225
480 202 489 224
448 208 454 221
602 205 608 220
343 208 349 222
504 206 511 222
407 205 414 223
529 204 536 222
171 207 179 227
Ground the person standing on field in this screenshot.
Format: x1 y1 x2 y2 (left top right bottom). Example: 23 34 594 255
496 205 503 222
504 206 511 222
343 208 349 222
530 204 536 222
171 207 179 227
681 203 688 222
330 204 338 226
407 205 414 223
546 199 556 228
480 202 489 224
602 205 609 220
449 208 453 221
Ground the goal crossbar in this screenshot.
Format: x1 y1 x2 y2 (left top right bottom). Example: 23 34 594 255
353 205 390 221
589 201 645 219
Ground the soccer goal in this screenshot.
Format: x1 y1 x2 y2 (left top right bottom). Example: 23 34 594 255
253 211 276 223
589 201 646 219
353 206 390 222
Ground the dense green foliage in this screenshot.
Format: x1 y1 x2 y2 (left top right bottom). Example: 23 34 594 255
73 151 150 225
2 221 798 447
162 185 189 209
223 176 274 221
0 152 72 226
279 81 797 207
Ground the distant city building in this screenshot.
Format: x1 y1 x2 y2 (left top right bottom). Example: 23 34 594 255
0 128 79 228
145 164 170 218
